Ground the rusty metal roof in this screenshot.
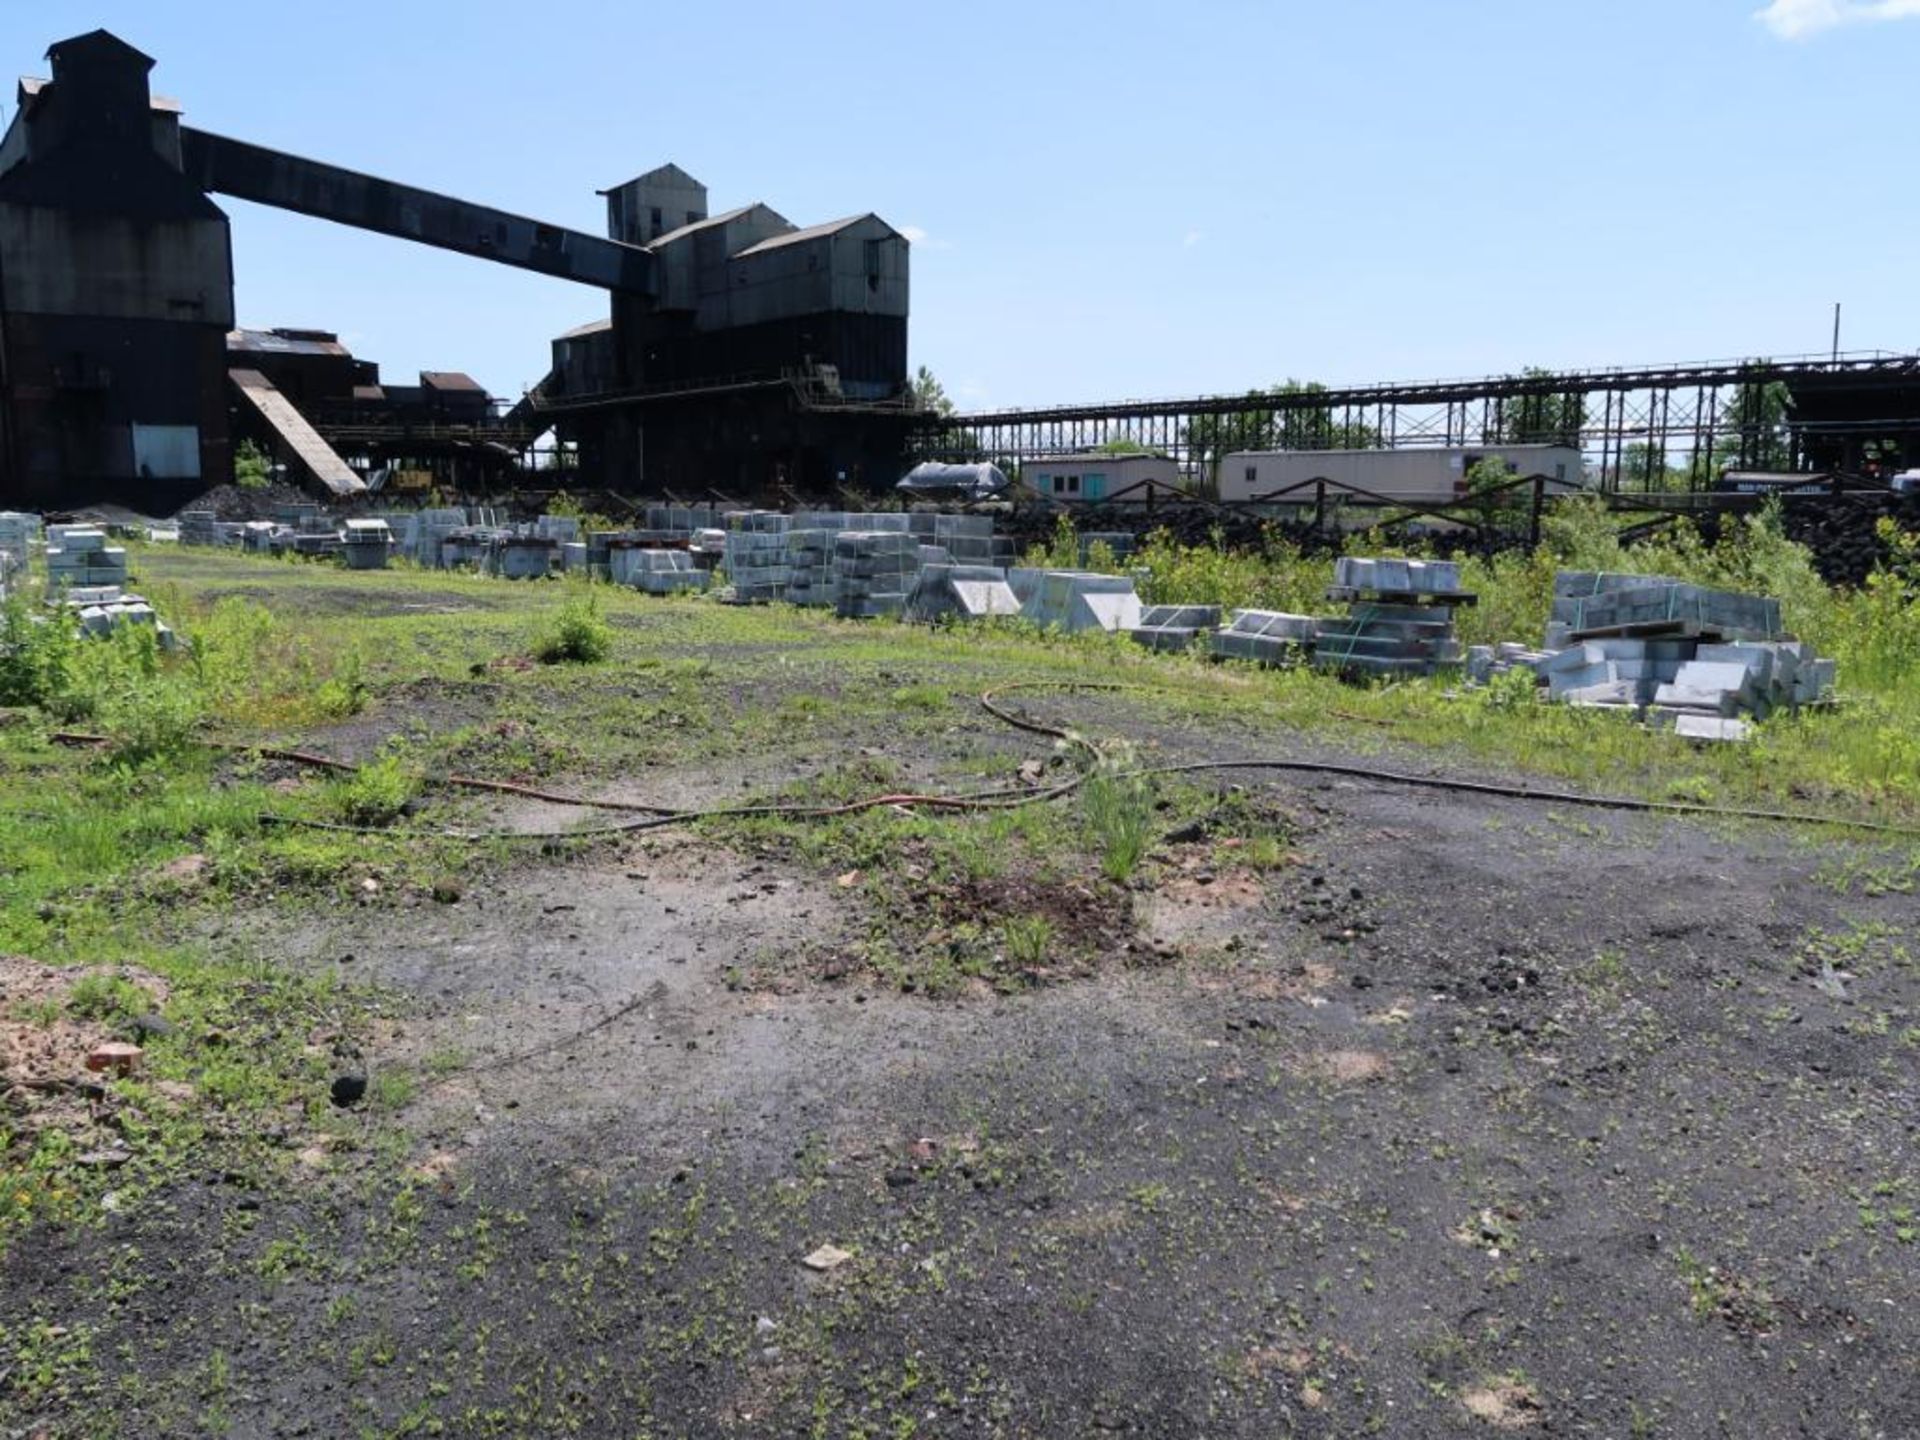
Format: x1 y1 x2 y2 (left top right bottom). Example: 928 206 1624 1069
733 214 890 257
228 328 350 358
422 371 487 393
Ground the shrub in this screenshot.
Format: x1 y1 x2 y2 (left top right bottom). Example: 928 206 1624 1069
325 753 421 827
60 624 206 764
234 440 273 491
532 591 612 665
0 596 79 709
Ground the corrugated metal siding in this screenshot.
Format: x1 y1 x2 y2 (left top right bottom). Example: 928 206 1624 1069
0 205 232 325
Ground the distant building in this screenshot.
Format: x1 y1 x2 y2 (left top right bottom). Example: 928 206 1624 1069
1023 452 1182 502
1217 444 1585 506
0 31 233 509
540 164 912 495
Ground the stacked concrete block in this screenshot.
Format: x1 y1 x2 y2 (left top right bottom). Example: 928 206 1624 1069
1650 643 1833 721
586 529 644 579
644 504 724 536
612 548 707 594
906 512 1004 565
438 529 495 570
1548 570 1781 647
783 529 837 607
340 519 393 570
1018 570 1144 633
400 508 470 567
0 511 41 565
904 563 1022 623
1465 643 1555 686
724 528 792 603
0 514 35 598
534 515 580 545
793 510 910 536
176 509 220 546
1331 556 1463 598
561 541 589 572
832 531 920 618
1128 604 1223 653
1541 638 1694 707
45 528 128 591
491 535 558 580
1208 610 1316 666
68 591 175 648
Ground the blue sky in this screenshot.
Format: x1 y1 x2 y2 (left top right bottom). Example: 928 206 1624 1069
14 1 1918 410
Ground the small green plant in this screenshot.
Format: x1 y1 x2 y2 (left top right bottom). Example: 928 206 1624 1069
533 590 612 665
1081 768 1154 882
66 972 148 1023
325 753 422 826
1002 915 1054 969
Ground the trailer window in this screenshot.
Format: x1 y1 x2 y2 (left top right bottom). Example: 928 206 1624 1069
1244 465 1257 484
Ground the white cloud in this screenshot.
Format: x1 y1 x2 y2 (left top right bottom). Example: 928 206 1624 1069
1182 229 1205 248
1757 0 1920 39
899 224 951 251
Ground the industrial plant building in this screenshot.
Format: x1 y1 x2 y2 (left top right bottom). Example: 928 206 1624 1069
0 31 234 509
0 29 916 513
532 166 913 496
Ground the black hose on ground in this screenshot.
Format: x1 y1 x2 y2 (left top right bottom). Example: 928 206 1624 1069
253 679 1920 842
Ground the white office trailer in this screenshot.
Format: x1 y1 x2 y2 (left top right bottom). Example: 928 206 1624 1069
1216 445 1587 507
1023 452 1183 503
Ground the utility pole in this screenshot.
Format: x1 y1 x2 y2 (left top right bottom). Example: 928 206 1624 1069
1831 302 1841 363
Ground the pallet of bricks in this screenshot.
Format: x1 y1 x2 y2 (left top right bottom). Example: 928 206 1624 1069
784 527 835 607
832 531 919 618
610 545 706 594
45 526 128 593
723 513 790 602
1208 610 1317 665
905 512 1011 568
0 512 34 598
1539 571 1834 740
1311 557 1469 678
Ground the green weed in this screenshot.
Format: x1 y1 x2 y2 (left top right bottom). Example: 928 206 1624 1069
532 588 612 665
1081 769 1155 882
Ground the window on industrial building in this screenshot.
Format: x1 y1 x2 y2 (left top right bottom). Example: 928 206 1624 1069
1245 465 1257 483
650 206 663 233
1067 476 1080 494
686 211 699 227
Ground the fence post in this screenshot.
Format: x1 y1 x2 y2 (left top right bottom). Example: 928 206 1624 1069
1529 475 1545 549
